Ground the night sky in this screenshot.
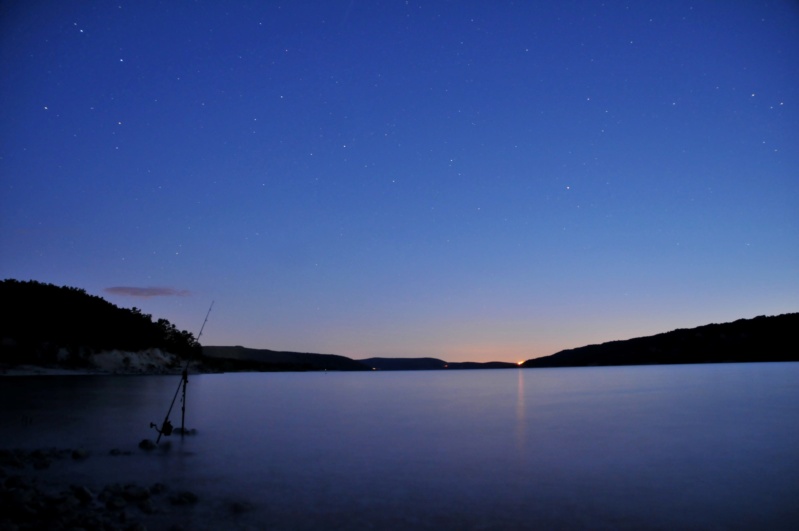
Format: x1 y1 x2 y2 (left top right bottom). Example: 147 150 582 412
2 1 797 362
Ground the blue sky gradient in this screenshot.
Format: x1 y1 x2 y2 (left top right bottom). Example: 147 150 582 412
2 1 797 361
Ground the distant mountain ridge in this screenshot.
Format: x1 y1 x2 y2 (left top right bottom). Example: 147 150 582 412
359 357 517 370
202 345 369 372
522 313 799 368
200 350 518 372
360 357 447 370
2 279 795 373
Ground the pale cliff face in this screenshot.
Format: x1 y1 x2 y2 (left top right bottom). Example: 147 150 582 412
90 349 188 374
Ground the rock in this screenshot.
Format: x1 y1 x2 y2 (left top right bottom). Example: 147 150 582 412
138 439 157 451
121 484 150 502
137 498 155 514
6 486 35 506
52 492 81 518
55 448 72 460
106 495 128 511
229 500 255 514
109 448 132 456
70 484 95 504
29 449 52 470
74 513 107 531
99 483 120 501
31 458 51 470
0 449 24 468
13 501 39 520
149 483 167 495
4 475 32 489
71 449 90 461
169 491 198 506
29 449 47 460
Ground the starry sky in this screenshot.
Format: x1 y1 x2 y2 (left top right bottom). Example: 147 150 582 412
2 1 798 363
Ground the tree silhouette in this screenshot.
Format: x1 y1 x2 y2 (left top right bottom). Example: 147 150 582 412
0 279 200 366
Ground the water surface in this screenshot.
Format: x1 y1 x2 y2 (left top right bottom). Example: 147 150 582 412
1 363 798 529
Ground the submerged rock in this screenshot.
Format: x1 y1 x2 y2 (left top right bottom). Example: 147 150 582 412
138 439 157 451
138 497 155 514
109 448 132 456
121 483 151 502
229 500 255 514
105 495 128 511
70 484 94 504
71 449 90 460
169 491 198 506
0 450 24 469
0 447 231 530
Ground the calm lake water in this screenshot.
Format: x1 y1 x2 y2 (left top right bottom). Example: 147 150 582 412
2 363 798 530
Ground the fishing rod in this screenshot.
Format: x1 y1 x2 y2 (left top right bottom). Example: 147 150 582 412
150 301 214 444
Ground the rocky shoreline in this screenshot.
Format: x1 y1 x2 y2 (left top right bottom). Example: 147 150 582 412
0 446 254 531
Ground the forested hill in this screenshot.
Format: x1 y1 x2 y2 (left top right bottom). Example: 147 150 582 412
202 345 369 372
0 279 199 367
522 313 799 368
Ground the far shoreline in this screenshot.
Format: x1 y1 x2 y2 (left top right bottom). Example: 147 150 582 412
1 365 108 376
0 364 195 377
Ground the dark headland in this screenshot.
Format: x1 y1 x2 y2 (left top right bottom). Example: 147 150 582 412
2 279 796 373
202 345 370 372
522 312 799 368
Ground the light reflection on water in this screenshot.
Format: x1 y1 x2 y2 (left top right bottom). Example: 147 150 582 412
2 363 799 529
515 367 526 459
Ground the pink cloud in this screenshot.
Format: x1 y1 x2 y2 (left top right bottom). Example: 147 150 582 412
105 286 191 298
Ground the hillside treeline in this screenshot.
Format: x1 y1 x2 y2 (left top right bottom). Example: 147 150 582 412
0 279 199 367
523 312 799 368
